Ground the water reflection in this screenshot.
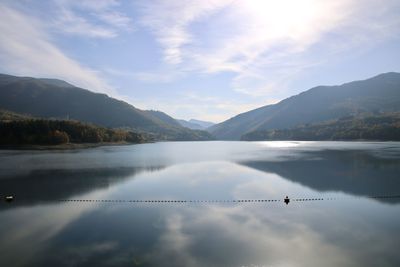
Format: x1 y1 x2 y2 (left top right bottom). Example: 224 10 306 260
240 149 400 203
0 166 164 210
0 142 400 267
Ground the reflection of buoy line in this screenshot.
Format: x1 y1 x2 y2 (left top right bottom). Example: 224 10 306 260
55 195 400 205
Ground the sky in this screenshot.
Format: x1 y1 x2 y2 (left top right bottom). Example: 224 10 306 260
0 0 399 122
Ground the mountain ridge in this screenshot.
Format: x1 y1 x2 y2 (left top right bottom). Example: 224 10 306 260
0 73 213 141
209 72 400 140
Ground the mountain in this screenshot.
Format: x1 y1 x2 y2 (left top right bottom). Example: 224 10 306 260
177 119 203 130
143 110 214 139
0 74 213 141
189 119 215 128
177 119 216 130
209 72 400 140
145 110 183 128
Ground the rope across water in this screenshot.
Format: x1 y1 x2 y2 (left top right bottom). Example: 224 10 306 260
3 194 400 204
55 195 400 204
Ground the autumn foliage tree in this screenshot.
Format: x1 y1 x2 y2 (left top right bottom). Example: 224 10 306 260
0 119 148 145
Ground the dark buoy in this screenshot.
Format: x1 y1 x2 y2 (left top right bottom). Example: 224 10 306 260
284 196 290 205
5 195 14 202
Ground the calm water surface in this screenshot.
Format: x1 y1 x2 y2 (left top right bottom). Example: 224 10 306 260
0 141 400 267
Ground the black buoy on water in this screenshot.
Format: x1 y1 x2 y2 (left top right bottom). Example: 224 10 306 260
284 196 290 205
5 195 14 202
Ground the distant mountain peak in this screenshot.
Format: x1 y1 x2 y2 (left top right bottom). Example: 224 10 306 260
177 118 215 130
188 119 215 128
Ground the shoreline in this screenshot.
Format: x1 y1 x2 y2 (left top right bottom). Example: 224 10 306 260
0 140 397 151
0 142 141 150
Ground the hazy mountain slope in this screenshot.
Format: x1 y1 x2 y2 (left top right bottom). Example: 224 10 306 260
189 119 215 128
0 74 212 140
177 119 204 130
145 110 182 128
142 110 214 140
177 119 215 130
209 72 400 140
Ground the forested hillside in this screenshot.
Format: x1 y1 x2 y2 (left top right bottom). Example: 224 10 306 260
0 118 149 146
241 113 400 141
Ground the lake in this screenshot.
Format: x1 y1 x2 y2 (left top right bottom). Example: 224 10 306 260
1 141 400 267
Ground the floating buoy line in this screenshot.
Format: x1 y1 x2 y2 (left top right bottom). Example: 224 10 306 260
55 195 400 205
3 195 400 205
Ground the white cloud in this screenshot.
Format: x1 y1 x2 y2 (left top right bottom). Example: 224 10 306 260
98 11 131 29
0 4 116 95
137 0 233 64
53 0 132 38
55 8 118 38
137 0 400 96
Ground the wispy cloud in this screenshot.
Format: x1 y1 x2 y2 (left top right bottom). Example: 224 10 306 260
137 0 233 64
97 11 131 30
0 4 116 95
137 0 400 96
54 8 118 38
53 0 132 38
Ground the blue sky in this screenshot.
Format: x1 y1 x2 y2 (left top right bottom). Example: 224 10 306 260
1 0 399 122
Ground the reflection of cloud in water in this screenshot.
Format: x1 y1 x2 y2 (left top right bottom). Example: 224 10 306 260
148 214 198 267
4 161 394 267
0 184 138 267
0 204 97 266
146 200 400 267
3 200 400 267
1 142 400 266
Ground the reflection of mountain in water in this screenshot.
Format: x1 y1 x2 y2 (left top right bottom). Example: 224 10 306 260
240 149 400 203
0 166 164 210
